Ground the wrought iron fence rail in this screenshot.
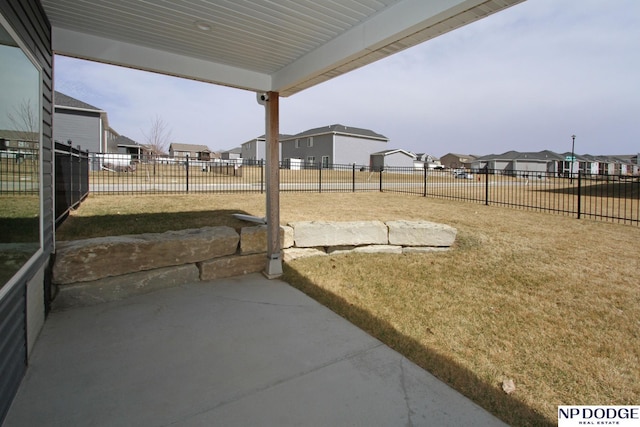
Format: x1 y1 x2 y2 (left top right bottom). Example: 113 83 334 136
83 154 640 226
0 147 39 195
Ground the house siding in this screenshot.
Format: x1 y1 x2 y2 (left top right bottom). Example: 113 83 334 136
241 139 263 162
334 134 386 166
53 108 102 152
0 0 53 423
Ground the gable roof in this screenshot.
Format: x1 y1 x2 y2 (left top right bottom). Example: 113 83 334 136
282 124 388 141
242 134 294 145
222 147 242 154
371 149 416 158
114 135 144 147
169 143 210 153
54 91 103 111
443 153 477 162
475 150 564 162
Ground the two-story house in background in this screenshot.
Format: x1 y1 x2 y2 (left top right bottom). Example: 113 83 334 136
53 91 114 153
280 124 388 168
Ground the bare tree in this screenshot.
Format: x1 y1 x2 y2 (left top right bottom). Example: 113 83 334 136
142 115 172 156
7 98 38 141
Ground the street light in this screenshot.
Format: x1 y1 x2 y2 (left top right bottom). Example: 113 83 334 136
570 134 576 183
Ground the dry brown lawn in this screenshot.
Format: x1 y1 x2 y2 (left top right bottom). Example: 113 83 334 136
57 192 640 426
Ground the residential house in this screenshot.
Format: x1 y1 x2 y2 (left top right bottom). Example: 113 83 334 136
240 134 292 164
169 143 211 161
0 130 39 155
416 153 443 169
53 91 113 153
370 149 417 171
440 153 477 170
581 154 638 176
220 147 241 161
472 150 565 176
115 134 151 161
280 124 388 168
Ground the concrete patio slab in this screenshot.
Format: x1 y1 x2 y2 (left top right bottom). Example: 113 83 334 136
4 274 507 426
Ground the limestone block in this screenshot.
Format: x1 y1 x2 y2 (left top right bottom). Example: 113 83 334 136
240 225 293 254
283 247 327 262
53 264 200 310
386 220 457 247
282 225 294 249
290 221 388 248
198 253 265 280
53 226 239 284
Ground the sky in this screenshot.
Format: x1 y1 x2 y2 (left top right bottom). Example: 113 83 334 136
54 0 640 158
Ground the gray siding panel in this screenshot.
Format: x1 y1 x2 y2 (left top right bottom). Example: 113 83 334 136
334 135 387 166
282 133 387 167
0 0 52 423
53 110 102 152
0 283 26 424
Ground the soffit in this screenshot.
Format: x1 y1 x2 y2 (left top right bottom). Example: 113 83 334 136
41 0 524 96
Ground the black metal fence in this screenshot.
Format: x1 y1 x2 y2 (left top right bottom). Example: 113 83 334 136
55 142 89 225
87 154 640 226
0 147 39 195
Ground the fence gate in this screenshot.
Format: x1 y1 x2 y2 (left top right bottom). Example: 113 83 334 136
0 283 27 424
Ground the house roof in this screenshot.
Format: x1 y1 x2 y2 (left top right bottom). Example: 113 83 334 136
242 134 294 145
114 135 145 148
371 148 416 158
222 147 242 154
442 153 477 162
282 124 388 141
41 0 524 97
0 130 39 142
475 150 564 162
54 91 102 111
170 143 211 153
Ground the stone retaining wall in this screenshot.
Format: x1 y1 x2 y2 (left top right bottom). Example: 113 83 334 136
52 220 456 309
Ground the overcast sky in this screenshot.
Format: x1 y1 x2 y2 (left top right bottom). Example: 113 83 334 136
54 0 639 158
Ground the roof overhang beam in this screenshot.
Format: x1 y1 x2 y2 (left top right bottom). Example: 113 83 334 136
52 27 271 92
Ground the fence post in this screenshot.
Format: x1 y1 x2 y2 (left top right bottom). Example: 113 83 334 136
185 154 189 193
423 166 427 197
577 170 581 219
260 159 264 194
318 162 322 193
379 168 383 192
75 145 82 205
352 163 356 193
67 140 73 207
485 167 489 206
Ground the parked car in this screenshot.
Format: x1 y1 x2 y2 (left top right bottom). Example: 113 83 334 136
455 171 473 179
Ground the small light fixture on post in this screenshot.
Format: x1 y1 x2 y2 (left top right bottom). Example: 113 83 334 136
570 134 576 183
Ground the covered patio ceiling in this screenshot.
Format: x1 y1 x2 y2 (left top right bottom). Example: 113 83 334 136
42 0 524 97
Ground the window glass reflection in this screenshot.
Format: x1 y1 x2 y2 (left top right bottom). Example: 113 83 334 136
0 22 41 287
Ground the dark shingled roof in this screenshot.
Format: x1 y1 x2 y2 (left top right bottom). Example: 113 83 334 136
114 135 143 147
282 124 388 141
54 91 102 111
475 150 564 162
